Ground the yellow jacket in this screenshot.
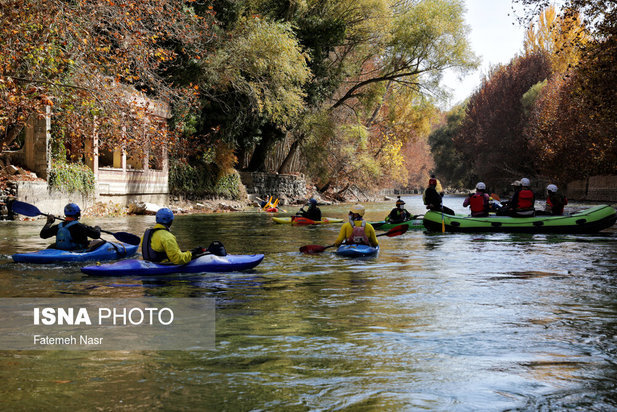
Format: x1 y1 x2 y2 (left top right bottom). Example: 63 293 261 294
334 220 378 247
141 223 192 265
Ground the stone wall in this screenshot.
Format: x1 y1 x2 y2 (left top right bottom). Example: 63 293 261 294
239 172 307 203
15 181 95 216
567 175 617 202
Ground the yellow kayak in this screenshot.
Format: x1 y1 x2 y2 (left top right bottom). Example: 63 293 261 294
272 216 344 225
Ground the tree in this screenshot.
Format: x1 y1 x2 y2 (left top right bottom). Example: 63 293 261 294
524 5 588 74
0 0 214 157
454 53 551 186
516 0 617 183
281 0 479 187
428 104 473 188
194 17 311 172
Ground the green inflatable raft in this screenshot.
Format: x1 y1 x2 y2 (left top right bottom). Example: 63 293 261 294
422 205 617 233
370 218 424 231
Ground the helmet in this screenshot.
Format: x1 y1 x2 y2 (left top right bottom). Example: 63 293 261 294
547 184 558 193
156 208 174 226
476 182 486 190
520 178 530 186
350 204 365 217
428 178 437 186
64 203 81 217
309 198 317 205
396 197 405 206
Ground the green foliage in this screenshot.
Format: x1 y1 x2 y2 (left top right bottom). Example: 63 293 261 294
48 162 95 196
428 104 474 188
521 80 547 115
169 159 244 200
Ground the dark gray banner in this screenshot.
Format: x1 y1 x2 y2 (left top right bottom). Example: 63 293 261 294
0 298 215 350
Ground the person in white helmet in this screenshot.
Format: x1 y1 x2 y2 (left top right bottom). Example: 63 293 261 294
463 182 490 217
544 184 568 215
333 204 378 247
509 177 535 217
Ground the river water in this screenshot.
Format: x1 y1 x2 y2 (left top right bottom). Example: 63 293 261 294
1 195 617 411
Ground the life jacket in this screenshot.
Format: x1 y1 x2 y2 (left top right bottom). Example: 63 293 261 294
547 193 566 215
469 193 488 216
516 189 534 210
347 220 369 245
142 227 169 262
56 220 82 250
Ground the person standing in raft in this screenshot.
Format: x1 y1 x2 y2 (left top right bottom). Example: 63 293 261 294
334 204 379 247
40 203 101 250
386 197 412 223
298 198 322 221
142 208 226 265
463 182 490 217
509 177 536 217
545 184 568 215
423 177 455 215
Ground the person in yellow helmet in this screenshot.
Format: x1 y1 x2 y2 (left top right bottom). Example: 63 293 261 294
334 204 379 247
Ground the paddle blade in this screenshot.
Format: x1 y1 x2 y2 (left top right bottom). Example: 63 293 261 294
11 200 42 217
112 231 141 246
385 225 408 237
300 245 328 254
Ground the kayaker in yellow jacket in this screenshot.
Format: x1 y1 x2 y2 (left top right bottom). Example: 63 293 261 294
141 208 210 265
334 204 379 247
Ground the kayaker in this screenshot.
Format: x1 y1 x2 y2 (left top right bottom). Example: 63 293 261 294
334 204 378 247
545 184 568 215
510 177 536 217
431 174 445 197
463 182 490 217
141 208 226 265
40 203 102 250
423 177 454 215
298 198 322 221
386 197 411 223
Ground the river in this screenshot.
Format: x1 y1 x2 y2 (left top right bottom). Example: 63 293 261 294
1 195 617 410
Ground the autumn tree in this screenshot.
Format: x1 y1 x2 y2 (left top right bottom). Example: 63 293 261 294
0 0 214 158
454 53 551 187
517 0 617 184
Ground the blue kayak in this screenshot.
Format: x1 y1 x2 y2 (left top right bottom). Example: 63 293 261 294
81 254 265 276
12 241 138 264
335 244 379 257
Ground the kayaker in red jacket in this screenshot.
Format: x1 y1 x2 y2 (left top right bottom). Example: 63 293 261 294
545 184 568 215
463 182 490 217
510 178 536 217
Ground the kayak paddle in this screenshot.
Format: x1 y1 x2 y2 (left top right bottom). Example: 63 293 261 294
11 200 141 246
299 224 409 254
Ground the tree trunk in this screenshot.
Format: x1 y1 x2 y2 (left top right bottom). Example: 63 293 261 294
277 138 300 174
246 123 281 172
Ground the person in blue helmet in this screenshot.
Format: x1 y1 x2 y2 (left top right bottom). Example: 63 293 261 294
40 203 101 250
297 198 322 221
141 207 226 265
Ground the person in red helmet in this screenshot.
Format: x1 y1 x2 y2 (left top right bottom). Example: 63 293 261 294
423 178 454 215
40 203 101 250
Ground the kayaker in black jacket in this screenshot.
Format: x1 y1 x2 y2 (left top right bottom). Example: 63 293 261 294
386 197 411 223
40 203 101 250
298 198 322 221
423 178 454 215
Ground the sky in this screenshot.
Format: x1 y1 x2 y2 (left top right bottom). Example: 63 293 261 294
440 0 529 110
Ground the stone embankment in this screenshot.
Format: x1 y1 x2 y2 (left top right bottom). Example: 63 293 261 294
567 175 617 203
